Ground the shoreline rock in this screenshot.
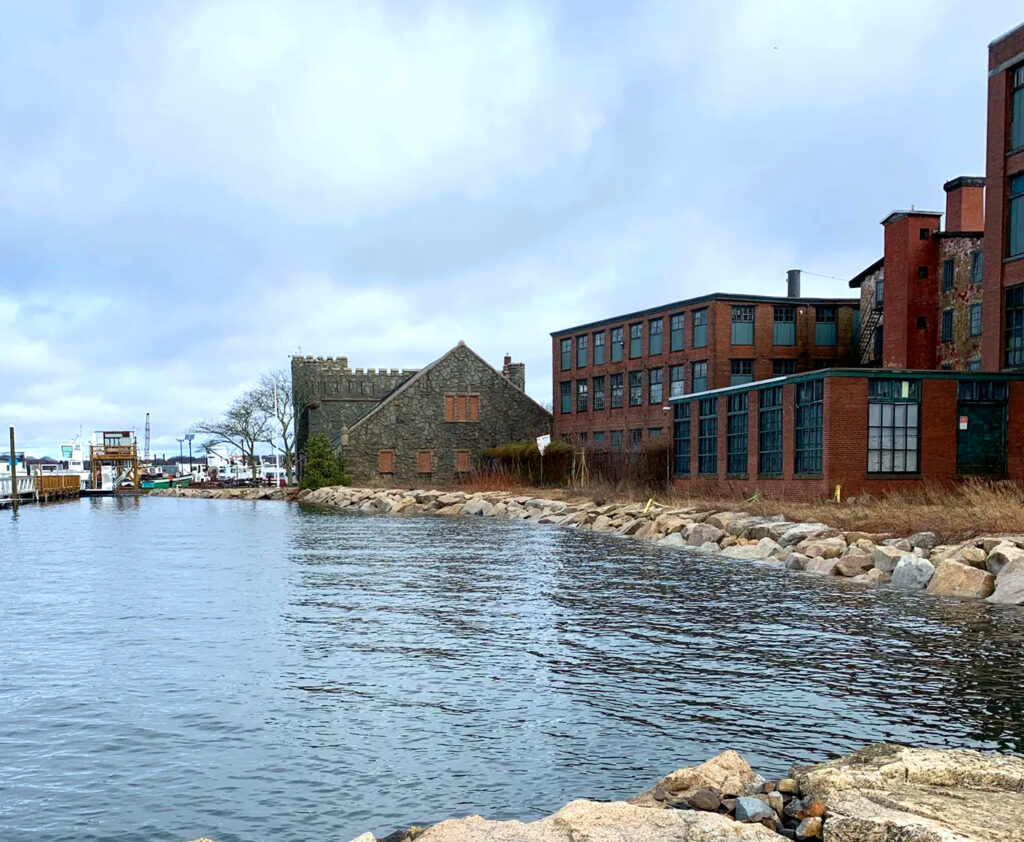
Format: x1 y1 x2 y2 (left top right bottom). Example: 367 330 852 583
149 485 1024 607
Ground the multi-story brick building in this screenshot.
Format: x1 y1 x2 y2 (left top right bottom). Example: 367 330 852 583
293 344 550 485
550 281 860 449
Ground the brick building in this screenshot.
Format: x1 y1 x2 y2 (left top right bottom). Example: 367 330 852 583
293 343 550 485
550 282 860 449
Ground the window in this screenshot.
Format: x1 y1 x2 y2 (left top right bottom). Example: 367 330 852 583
726 393 748 475
649 367 663 404
593 330 605 365
692 360 708 393
917 316 928 330
731 305 754 344
942 258 954 292
758 386 783 476
579 432 588 446
560 338 571 370
670 365 686 398
959 380 1006 402
919 227 930 241
1010 173 1024 258
698 398 718 475
730 359 753 386
970 250 983 285
670 313 685 351
445 393 480 422
918 265 929 279
773 306 795 345
593 376 606 410
576 334 588 368
941 308 954 342
610 430 623 452
610 327 624 362
593 431 606 445
611 373 623 408
560 381 572 414
649 318 663 354
874 325 884 359
378 450 395 474
1007 285 1024 367
629 371 643 405
794 379 824 474
673 403 691 476
875 278 884 308
693 308 708 348
968 359 982 371
815 307 837 345
456 450 471 473
629 428 643 450
629 323 643 358
417 450 432 474
648 427 662 439
576 379 589 412
970 303 982 337
1012 65 1024 151
867 379 920 474
940 363 953 371
812 358 834 370
772 359 795 377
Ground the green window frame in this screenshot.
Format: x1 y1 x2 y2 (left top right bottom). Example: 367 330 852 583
730 359 753 386
593 431 606 445
773 306 795 345
731 305 754 344
610 430 623 452
698 397 718 475
610 373 623 408
649 318 663 355
726 392 749 475
969 303 982 337
628 371 643 406
560 338 571 370
593 376 605 410
673 402 691 476
692 360 708 393
758 385 783 476
629 323 643 358
867 379 920 474
593 330 605 365
560 381 571 414
629 428 643 450
814 307 837 346
794 379 824 474
1006 285 1024 367
772 359 795 377
576 379 588 412
693 308 708 348
1012 65 1024 152
576 334 588 367
670 313 685 351
970 250 983 285
941 308 954 342
968 359 982 371
649 367 663 404
942 258 954 292
1010 173 1024 258
669 364 685 398
610 327 624 362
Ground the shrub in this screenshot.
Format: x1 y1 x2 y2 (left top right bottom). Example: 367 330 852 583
483 441 542 483
542 439 574 486
300 433 352 490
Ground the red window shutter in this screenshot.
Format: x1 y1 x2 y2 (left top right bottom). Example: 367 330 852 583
468 394 479 421
444 394 455 421
379 450 394 474
417 450 432 474
456 450 471 473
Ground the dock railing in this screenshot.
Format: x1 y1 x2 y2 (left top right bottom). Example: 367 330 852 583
0 475 36 505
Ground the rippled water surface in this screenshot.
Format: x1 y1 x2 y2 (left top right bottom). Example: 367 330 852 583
3 497 1024 842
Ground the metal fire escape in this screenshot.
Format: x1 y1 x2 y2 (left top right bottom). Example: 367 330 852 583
858 305 883 366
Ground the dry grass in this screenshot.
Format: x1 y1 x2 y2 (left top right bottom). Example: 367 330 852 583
444 474 1024 544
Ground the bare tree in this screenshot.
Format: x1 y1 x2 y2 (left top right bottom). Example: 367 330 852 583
253 369 295 483
192 391 270 482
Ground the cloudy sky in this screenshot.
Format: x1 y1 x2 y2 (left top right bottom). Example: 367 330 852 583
2 1 1021 456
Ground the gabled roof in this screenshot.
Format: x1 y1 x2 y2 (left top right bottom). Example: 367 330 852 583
849 257 884 288
349 342 550 430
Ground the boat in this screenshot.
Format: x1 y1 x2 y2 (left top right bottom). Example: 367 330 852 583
141 475 193 489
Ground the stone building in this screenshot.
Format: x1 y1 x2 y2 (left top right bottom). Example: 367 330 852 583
292 343 550 485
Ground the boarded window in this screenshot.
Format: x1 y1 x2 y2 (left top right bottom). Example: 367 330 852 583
445 393 480 421
456 450 471 473
378 450 395 474
417 450 432 474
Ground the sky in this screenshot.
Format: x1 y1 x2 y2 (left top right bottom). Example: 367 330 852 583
2 0 1022 457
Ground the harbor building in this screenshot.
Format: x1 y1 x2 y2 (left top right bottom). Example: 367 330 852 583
292 343 550 485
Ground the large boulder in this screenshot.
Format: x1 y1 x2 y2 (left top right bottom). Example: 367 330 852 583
793 743 1024 842
630 750 756 807
461 499 494 517
986 544 1024 577
803 557 839 575
988 558 1024 605
778 523 832 547
686 523 725 547
891 556 935 591
413 799 780 842
925 559 995 600
871 545 908 573
746 521 796 541
795 535 847 559
704 511 750 532
835 554 874 578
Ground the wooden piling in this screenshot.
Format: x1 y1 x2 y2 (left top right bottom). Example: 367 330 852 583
9 425 18 512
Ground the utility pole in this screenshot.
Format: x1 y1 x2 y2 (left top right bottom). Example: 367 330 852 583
177 438 184 475
9 426 18 512
144 413 151 461
184 433 194 478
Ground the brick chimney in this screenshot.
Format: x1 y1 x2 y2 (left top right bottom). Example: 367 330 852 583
502 354 526 391
943 176 985 232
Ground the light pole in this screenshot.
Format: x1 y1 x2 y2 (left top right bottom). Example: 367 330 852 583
184 433 194 479
176 438 184 476
662 406 672 486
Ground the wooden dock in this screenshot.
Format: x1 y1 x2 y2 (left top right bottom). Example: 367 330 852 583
1 474 81 507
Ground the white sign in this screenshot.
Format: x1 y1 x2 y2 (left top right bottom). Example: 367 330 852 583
959 416 969 430
536 434 551 455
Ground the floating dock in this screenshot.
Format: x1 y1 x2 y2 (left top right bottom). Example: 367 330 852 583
0 473 81 508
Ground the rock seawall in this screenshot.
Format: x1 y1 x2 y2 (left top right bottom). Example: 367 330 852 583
150 485 1024 606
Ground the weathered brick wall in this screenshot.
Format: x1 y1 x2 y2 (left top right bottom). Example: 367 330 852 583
344 344 551 485
936 237 985 369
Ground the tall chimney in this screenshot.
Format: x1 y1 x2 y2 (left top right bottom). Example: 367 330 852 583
787 269 801 298
943 176 985 232
502 355 526 392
